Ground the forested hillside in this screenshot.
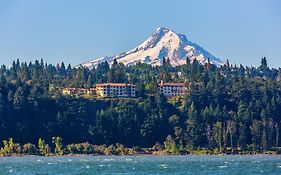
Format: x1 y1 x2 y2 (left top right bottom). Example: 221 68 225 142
0 57 281 153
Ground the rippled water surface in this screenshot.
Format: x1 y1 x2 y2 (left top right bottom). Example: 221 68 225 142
1 155 281 175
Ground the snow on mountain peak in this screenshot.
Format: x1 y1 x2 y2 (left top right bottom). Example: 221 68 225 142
80 27 223 69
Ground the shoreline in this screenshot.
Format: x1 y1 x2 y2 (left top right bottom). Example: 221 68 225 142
1 152 280 157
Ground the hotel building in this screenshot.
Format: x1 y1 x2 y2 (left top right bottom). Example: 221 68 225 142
159 81 188 97
96 83 136 98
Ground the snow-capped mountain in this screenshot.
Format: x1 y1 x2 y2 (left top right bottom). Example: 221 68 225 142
81 27 223 68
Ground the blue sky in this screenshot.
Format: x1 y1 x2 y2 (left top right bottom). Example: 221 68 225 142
0 0 281 67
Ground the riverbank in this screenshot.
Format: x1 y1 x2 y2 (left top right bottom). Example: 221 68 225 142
1 138 281 157
1 149 280 157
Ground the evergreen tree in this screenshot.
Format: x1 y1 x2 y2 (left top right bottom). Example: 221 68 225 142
187 103 203 148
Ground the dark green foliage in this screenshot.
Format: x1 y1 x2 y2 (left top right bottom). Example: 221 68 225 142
0 58 280 153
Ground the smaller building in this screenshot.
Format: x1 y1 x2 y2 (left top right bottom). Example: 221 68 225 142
159 81 188 97
62 88 96 96
96 83 136 98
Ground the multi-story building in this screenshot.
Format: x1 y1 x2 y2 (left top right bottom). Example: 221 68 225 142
62 88 96 96
159 81 188 97
96 83 136 98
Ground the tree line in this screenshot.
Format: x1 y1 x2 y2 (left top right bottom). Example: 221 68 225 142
1 57 281 154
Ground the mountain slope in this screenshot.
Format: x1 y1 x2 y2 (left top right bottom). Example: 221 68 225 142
81 27 223 68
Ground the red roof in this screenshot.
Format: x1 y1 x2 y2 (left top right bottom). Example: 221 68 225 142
96 83 136 87
159 82 187 86
63 88 95 91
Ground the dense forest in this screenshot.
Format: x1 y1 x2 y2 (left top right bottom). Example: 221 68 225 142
1 57 281 154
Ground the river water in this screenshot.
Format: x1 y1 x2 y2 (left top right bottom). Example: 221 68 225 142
0 155 281 174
